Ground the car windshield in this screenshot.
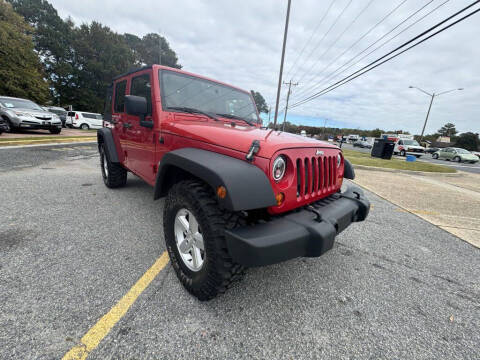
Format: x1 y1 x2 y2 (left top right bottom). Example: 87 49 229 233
0 98 43 111
455 149 470 154
160 70 259 124
403 140 420 146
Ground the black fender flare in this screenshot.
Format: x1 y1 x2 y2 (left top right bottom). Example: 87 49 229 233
97 128 119 163
154 148 277 211
344 159 355 180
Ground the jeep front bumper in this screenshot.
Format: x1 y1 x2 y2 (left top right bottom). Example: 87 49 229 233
225 186 370 267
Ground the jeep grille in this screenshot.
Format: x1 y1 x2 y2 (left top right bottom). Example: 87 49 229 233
296 155 337 198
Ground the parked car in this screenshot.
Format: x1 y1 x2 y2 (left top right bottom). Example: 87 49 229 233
97 64 370 300
353 140 372 149
0 96 62 134
393 139 425 157
46 106 68 127
425 147 440 154
66 111 103 129
432 147 479 163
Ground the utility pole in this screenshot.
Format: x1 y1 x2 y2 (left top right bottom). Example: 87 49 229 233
409 86 463 143
282 80 298 131
273 0 292 130
268 106 271 127
322 118 328 139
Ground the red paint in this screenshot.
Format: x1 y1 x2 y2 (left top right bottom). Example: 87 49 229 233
110 65 343 213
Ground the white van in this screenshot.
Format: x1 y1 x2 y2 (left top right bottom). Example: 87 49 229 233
66 111 103 130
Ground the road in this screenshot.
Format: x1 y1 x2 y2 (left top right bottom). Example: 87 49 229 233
1 143 479 359
340 143 480 174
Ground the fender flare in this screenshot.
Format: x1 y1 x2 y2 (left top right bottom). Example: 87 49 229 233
344 159 355 180
97 128 119 163
154 148 277 211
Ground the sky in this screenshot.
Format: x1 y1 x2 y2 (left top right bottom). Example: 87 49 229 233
49 0 480 134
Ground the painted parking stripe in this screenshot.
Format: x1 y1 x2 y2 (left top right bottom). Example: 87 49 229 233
62 251 170 360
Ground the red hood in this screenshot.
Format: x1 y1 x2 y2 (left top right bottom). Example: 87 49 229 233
165 116 339 158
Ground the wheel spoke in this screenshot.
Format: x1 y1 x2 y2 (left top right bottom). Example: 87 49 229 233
193 233 204 251
176 215 189 232
189 214 199 233
192 247 202 268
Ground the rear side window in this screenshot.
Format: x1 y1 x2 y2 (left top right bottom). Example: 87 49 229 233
131 74 152 115
82 113 101 119
114 80 127 113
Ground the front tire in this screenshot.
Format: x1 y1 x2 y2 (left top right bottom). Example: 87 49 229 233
164 180 245 301
400 150 406 156
49 128 61 134
453 156 461 163
99 144 127 188
432 153 439 159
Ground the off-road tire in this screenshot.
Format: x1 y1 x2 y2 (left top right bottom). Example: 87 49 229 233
99 144 127 188
49 128 61 134
432 153 439 159
453 156 461 163
164 180 246 301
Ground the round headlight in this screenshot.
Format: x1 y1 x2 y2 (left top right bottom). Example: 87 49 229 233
272 156 286 182
337 153 342 168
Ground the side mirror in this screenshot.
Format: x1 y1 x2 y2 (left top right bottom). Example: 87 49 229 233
125 95 153 128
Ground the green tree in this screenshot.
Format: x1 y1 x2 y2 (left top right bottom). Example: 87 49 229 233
0 0 49 103
438 122 457 137
250 90 268 113
455 132 480 151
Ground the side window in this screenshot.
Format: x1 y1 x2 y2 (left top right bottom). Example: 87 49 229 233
131 74 152 116
67 111 75 117
114 80 127 113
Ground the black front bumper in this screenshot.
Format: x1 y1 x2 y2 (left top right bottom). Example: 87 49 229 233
225 186 370 267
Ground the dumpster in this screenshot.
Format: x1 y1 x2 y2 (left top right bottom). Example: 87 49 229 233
371 138 394 159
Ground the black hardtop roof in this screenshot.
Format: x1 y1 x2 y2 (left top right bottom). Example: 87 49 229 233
112 65 152 81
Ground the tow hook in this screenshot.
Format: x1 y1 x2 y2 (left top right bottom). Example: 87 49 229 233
245 140 260 162
306 205 323 222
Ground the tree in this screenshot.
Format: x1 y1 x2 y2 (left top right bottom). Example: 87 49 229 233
438 123 457 137
455 132 480 151
125 33 181 68
0 1 49 103
250 90 268 113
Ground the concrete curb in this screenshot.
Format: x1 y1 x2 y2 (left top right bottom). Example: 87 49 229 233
353 164 461 177
0 140 96 150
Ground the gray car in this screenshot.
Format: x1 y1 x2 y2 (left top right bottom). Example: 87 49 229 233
0 96 62 134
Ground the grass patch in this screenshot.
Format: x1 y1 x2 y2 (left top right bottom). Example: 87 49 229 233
342 149 456 173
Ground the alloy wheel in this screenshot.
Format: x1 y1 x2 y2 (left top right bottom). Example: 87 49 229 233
174 208 205 272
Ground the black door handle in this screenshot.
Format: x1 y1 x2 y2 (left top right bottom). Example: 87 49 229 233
123 122 131 129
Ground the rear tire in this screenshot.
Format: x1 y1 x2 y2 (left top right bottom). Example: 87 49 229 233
80 123 89 130
164 180 245 301
453 156 461 163
99 144 127 188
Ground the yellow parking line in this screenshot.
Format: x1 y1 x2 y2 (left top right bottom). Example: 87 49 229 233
62 251 169 360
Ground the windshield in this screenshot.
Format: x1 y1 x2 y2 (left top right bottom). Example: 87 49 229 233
403 140 420 146
455 149 470 154
160 70 259 123
0 98 43 111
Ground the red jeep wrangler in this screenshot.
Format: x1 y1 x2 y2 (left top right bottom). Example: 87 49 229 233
98 65 370 300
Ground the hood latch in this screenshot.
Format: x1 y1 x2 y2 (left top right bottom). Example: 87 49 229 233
245 140 260 162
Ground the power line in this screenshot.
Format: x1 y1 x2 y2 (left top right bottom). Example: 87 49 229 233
293 0 377 86
288 0 353 82
292 0 415 101
283 0 337 81
289 1 480 109
292 0 448 102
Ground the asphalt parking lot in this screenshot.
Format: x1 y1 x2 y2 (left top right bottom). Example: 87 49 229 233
341 143 480 174
1 144 479 359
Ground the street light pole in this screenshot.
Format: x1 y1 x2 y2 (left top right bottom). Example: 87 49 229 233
409 86 463 143
273 0 292 129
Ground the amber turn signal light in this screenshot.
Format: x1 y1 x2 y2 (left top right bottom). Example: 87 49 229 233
275 192 285 206
216 186 227 199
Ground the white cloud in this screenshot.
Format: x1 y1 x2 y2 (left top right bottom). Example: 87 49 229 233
49 0 479 134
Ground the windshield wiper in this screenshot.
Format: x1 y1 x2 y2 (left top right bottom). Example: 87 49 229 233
167 106 219 121
215 113 254 126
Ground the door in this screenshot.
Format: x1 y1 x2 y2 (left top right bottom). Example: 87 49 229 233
112 79 128 164
125 72 156 183
443 148 453 160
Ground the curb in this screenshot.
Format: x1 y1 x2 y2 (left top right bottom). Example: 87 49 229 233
0 140 96 150
352 164 460 176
